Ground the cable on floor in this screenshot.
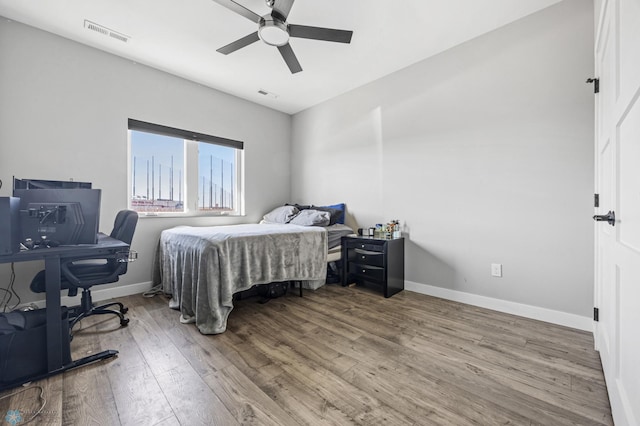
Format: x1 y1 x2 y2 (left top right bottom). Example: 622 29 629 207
0 385 47 424
142 284 164 298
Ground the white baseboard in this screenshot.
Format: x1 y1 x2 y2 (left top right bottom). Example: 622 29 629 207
24 281 155 309
22 279 592 332
405 280 593 332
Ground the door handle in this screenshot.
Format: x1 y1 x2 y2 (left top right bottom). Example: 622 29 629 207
593 210 615 226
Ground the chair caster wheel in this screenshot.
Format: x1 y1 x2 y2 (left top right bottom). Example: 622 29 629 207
121 318 130 327
121 307 129 314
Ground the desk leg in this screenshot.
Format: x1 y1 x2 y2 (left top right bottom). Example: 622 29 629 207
44 256 64 372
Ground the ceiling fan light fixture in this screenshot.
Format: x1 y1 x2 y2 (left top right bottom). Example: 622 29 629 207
213 0 353 74
258 17 289 46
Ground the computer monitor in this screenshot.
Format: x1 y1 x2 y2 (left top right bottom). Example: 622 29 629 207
13 180 101 245
13 178 92 190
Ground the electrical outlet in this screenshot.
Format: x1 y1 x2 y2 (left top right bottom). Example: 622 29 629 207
491 263 502 277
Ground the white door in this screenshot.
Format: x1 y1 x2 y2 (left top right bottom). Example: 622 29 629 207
593 1 640 425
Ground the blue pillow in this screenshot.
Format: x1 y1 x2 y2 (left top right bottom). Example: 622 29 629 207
315 203 345 224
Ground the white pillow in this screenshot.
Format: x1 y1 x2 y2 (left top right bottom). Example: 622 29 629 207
288 209 330 226
262 205 299 224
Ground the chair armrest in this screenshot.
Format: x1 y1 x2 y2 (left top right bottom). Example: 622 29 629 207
60 251 129 287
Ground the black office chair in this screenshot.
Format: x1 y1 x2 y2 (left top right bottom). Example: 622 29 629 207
30 210 138 331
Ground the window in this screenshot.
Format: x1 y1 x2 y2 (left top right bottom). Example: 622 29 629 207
128 119 243 216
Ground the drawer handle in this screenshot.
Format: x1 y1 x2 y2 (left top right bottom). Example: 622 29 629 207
361 244 365 248
361 255 366 259
354 248 381 256
362 269 367 273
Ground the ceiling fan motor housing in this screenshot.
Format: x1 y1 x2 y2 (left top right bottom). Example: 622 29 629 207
258 16 289 46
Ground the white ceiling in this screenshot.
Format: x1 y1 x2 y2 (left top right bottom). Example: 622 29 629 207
0 0 562 114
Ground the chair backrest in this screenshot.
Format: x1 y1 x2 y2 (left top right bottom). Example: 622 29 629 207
107 210 138 275
110 210 138 245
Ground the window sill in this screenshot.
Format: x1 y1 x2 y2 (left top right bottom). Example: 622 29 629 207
137 211 245 219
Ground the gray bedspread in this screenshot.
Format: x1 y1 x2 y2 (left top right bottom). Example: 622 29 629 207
158 223 327 334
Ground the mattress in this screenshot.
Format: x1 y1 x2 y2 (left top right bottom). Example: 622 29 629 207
158 223 327 334
325 224 355 249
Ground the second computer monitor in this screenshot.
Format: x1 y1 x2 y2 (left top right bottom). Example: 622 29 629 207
13 188 101 245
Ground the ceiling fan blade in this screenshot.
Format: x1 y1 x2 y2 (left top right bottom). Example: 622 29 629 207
211 0 261 23
277 43 302 74
217 32 260 54
289 25 353 43
270 0 295 20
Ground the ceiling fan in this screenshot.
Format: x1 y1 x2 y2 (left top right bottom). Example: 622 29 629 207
212 0 353 74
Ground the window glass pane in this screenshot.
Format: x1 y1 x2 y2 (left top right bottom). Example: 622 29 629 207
197 142 236 212
130 130 184 212
128 119 243 216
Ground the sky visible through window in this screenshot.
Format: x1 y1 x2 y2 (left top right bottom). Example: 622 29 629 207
130 130 235 212
197 142 235 211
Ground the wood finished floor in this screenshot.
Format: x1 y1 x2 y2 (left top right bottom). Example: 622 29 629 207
0 285 612 425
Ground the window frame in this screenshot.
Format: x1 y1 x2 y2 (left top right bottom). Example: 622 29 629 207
127 119 244 218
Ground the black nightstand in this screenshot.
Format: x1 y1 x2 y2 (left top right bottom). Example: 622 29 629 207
341 235 404 298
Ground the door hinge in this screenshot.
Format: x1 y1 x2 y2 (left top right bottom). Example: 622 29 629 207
594 193 599 208
586 78 599 93
594 307 599 322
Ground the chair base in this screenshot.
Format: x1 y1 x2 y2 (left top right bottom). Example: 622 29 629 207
69 289 129 335
0 349 119 392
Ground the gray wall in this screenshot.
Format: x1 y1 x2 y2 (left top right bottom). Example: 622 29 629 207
291 0 594 317
0 18 292 303
1 0 595 320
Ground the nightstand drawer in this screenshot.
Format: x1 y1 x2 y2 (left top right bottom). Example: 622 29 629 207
348 249 384 267
349 262 384 281
345 240 384 252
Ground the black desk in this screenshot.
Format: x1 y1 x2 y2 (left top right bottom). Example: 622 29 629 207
0 233 128 390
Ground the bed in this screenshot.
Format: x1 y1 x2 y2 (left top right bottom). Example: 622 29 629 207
158 205 353 334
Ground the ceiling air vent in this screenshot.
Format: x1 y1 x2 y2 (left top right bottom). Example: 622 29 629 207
257 89 279 99
84 20 130 43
